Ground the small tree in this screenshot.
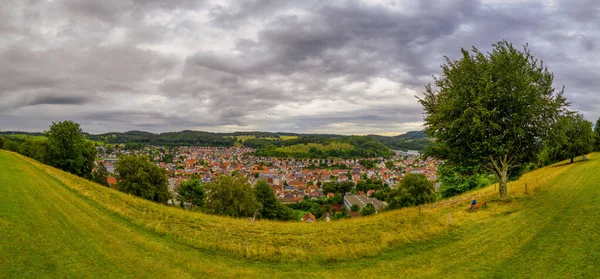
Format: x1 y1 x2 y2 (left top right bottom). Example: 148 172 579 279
552 113 594 163
0 136 4 149
115 155 170 203
92 162 110 187
350 204 360 212
360 204 376 216
387 173 436 210
419 41 568 199
203 175 260 218
177 178 205 209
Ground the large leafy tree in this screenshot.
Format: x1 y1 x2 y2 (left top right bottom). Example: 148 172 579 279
203 175 261 218
387 173 436 210
115 155 170 203
45 120 96 178
177 178 205 209
254 180 295 221
419 41 568 199
552 113 594 163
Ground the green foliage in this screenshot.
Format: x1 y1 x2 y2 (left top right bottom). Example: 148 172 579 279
254 180 295 221
595 117 600 151
322 181 354 195
45 121 96 178
550 113 595 163
0 136 3 149
367 132 430 151
356 179 384 192
177 178 205 209
372 185 391 202
18 139 49 163
360 204 376 216
437 164 492 198
115 155 170 203
387 173 436 210
350 204 360 212
2 139 20 152
419 41 568 198
385 161 395 169
91 162 110 187
359 159 376 169
203 175 260 218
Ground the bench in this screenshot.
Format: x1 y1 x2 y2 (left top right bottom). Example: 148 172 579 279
468 201 487 211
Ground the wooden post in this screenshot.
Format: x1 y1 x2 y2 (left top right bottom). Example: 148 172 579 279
525 182 528 194
419 205 421 215
448 213 452 226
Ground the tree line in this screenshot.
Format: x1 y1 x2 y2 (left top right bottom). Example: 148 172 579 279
1 121 97 179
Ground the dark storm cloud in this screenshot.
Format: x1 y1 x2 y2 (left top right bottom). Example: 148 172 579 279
27 95 91 106
1 0 599 134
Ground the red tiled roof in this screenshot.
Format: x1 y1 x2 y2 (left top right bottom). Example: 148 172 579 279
302 212 316 222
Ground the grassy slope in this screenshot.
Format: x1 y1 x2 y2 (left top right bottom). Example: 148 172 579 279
1 150 599 278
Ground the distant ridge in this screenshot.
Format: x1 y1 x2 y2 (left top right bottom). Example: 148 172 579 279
1 130 430 151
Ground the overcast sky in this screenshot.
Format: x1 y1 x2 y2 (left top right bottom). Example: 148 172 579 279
1 0 598 135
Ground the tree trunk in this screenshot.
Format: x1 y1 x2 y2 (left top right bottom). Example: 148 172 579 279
571 157 574 164
491 156 509 199
498 169 508 199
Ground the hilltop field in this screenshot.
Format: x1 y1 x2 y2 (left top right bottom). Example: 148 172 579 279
1 150 599 278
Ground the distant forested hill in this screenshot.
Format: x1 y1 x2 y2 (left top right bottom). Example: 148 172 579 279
3 129 430 156
88 130 237 147
253 136 394 158
368 131 430 151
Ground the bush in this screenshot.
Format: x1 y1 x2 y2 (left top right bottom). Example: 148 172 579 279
387 173 436 210
360 204 376 216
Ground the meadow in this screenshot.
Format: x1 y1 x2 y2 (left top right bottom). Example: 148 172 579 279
228 135 298 146
274 142 354 154
1 150 599 278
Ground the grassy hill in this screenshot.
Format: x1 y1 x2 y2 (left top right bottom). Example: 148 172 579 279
1 150 599 278
274 142 354 153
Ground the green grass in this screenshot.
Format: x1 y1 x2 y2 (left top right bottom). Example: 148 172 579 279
1 150 600 278
279 136 298 141
275 142 353 153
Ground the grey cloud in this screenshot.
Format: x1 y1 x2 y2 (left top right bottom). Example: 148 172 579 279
1 0 600 133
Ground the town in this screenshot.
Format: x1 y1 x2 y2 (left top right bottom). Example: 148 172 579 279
98 145 441 219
